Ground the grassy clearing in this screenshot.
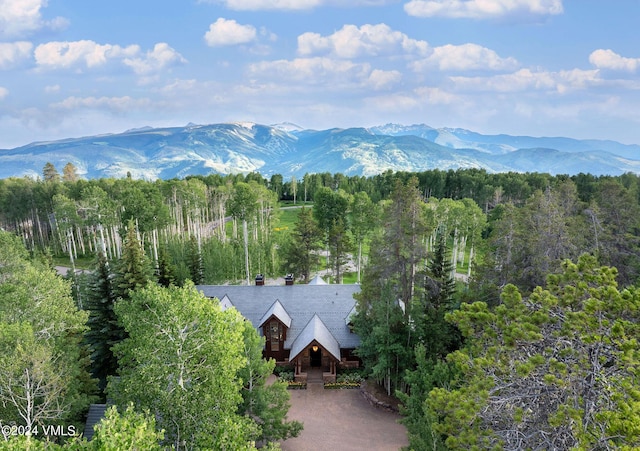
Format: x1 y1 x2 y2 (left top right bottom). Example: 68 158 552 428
52 255 94 270
273 205 313 235
278 200 312 208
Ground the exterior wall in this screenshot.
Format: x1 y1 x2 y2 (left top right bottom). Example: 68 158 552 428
340 348 361 362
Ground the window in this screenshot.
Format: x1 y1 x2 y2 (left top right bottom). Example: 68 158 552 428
269 320 281 351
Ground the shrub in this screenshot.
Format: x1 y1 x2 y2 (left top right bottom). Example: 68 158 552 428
275 368 294 382
337 371 364 384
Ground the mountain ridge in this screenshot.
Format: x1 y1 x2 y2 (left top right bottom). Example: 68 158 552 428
1 122 638 180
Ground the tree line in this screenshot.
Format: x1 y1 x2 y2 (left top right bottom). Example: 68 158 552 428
2 162 638 284
3 162 640 448
0 225 301 450
351 176 640 450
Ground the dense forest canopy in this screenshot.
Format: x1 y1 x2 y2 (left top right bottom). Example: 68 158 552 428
2 164 640 449
1 165 638 289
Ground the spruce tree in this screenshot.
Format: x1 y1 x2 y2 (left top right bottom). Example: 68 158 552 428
156 244 177 287
425 226 456 311
187 234 203 284
417 225 461 360
328 217 353 284
108 220 155 378
283 207 322 282
84 251 118 396
113 219 154 300
42 161 60 182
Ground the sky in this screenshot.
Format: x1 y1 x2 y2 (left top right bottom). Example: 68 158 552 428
1 0 640 148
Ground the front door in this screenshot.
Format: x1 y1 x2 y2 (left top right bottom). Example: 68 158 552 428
310 346 322 367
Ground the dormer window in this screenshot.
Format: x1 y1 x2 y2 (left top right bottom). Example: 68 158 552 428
258 299 292 359
268 320 283 351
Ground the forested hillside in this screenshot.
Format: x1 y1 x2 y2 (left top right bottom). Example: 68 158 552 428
1 165 637 287
5 123 640 180
1 164 640 449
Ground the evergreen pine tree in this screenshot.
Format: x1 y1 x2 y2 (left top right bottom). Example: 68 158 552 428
425 226 456 310
399 228 463 449
328 217 353 284
42 161 60 182
418 225 461 359
283 207 322 282
107 220 155 378
84 251 118 396
187 234 203 284
113 219 154 300
156 244 177 287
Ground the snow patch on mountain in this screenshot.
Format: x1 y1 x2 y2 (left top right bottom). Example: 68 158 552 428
1 122 639 180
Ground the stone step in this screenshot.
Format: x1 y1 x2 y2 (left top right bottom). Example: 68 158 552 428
306 368 324 383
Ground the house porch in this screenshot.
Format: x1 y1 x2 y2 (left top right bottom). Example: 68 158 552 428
292 342 338 383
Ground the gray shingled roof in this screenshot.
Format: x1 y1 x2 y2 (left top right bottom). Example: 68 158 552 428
197 284 361 350
83 403 107 440
258 299 292 328
289 314 341 361
345 304 357 326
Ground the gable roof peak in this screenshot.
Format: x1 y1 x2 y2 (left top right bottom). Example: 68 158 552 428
258 299 292 328
308 275 328 285
289 314 341 361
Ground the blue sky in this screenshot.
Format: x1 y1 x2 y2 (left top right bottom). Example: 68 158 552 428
1 0 640 148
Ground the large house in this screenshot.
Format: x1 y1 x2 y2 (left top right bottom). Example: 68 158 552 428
198 275 361 383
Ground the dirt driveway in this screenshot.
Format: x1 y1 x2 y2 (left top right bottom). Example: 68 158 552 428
280 385 409 451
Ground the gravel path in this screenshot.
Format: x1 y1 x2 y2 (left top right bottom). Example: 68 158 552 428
280 386 408 451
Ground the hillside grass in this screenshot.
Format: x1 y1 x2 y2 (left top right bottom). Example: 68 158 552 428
273 206 308 234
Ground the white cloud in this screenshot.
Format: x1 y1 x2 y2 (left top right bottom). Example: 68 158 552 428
0 41 33 69
414 86 461 104
44 84 60 93
206 0 321 10
249 57 372 84
363 87 462 113
411 43 518 71
123 43 187 75
249 56 401 91
555 68 601 92
589 49 640 72
450 67 600 93
34 40 185 76
298 23 429 58
367 69 402 89
34 40 139 70
159 79 199 95
205 18 258 46
202 0 391 10
404 0 563 19
0 86 8 99
51 96 152 113
0 0 68 38
365 92 422 111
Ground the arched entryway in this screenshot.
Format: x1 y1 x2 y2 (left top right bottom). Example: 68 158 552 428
309 345 322 367
289 314 341 382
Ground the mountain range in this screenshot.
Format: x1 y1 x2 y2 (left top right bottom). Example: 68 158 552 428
1 122 639 180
